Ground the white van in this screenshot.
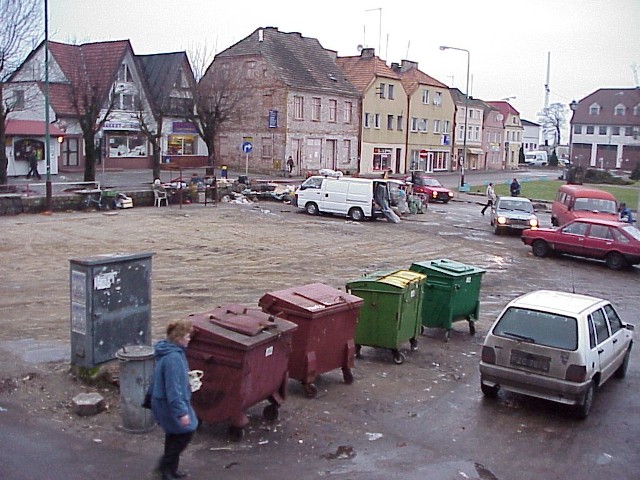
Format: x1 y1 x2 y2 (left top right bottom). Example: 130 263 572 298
294 176 391 221
524 151 548 166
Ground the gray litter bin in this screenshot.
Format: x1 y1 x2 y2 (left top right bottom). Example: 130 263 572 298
116 345 155 433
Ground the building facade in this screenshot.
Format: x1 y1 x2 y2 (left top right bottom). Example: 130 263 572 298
450 89 485 171
487 101 523 169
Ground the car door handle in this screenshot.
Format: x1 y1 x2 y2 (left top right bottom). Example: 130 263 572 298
613 338 618 344
598 349 604 354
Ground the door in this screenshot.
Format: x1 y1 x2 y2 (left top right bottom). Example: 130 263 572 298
62 138 79 167
589 308 617 382
325 140 336 170
291 139 303 174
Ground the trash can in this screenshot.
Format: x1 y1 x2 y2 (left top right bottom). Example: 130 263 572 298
185 304 297 441
116 345 155 433
258 283 364 398
346 270 425 364
410 258 486 341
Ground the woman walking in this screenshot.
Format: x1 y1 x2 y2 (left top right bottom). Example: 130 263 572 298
151 319 198 480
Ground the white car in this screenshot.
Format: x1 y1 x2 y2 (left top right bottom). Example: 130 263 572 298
479 290 634 418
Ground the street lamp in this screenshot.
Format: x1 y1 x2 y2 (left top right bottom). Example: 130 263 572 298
440 45 470 188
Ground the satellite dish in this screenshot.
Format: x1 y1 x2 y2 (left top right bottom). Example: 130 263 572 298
357 44 363 52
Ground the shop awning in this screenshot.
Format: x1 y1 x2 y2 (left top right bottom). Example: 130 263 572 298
467 147 484 155
5 120 65 136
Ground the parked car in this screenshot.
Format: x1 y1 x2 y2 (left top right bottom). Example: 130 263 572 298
406 173 454 203
551 184 618 227
490 196 539 235
480 290 634 418
524 151 548 166
521 218 640 270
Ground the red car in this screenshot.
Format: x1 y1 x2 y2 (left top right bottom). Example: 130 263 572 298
406 173 454 203
522 218 640 270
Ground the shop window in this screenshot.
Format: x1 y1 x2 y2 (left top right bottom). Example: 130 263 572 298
14 139 44 162
373 147 392 171
108 134 147 157
167 135 196 156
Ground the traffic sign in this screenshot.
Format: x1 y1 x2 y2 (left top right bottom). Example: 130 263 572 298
241 141 253 154
419 149 428 159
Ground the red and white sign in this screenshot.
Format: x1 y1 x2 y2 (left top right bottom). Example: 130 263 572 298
419 149 428 159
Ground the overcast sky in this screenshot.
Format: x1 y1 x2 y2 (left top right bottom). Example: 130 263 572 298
50 0 639 136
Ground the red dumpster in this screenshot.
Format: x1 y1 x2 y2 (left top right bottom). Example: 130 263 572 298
185 304 297 441
258 283 364 398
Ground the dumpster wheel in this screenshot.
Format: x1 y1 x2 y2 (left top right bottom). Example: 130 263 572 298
302 383 318 398
392 350 405 365
355 344 362 358
444 329 452 342
227 425 245 442
409 338 418 351
468 319 476 336
342 367 354 385
263 403 279 422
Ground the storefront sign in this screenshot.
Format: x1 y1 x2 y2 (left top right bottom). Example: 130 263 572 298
103 121 140 131
441 134 451 146
172 122 198 134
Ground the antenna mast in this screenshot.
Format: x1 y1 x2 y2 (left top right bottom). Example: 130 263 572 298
544 51 551 109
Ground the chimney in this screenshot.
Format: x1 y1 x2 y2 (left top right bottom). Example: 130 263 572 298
258 29 264 42
401 60 418 72
361 48 375 59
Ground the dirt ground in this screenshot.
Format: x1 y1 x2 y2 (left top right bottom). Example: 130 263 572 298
1 199 638 479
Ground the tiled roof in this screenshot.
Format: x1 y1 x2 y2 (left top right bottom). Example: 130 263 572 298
136 52 193 113
5 119 65 136
216 27 359 97
336 50 400 93
449 88 488 109
572 88 640 126
45 40 131 115
396 66 447 96
486 100 521 117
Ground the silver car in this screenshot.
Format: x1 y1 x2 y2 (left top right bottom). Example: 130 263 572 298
479 290 634 418
490 196 539 235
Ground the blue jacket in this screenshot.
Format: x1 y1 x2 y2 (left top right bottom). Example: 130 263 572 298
151 339 198 434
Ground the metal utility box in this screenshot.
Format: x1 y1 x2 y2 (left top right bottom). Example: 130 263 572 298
69 252 154 368
258 283 364 398
346 270 425 364
186 304 297 441
410 258 486 341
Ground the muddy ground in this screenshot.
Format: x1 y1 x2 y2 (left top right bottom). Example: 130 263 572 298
1 199 638 480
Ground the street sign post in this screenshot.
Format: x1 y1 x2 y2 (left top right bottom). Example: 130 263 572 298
241 142 253 176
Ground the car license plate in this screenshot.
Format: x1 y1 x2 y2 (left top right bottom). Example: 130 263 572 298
510 349 551 373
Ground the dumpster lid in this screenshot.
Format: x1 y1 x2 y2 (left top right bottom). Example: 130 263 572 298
259 283 363 317
378 270 425 288
412 258 485 276
206 305 279 336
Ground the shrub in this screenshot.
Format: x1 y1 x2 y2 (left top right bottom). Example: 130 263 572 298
584 169 634 185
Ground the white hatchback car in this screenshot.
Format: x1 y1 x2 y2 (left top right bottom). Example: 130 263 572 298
479 290 634 418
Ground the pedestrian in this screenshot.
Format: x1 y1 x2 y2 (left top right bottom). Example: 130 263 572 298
510 178 521 196
619 202 634 224
287 156 294 174
27 151 42 180
150 319 198 480
481 182 496 215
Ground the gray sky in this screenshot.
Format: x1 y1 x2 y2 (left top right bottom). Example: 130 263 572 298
50 0 639 139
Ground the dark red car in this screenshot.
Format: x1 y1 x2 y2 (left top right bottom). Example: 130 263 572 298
406 173 454 203
521 218 640 270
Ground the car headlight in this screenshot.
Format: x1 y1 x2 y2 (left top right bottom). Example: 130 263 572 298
529 218 539 227
448 192 454 197
497 216 507 225
432 192 438 198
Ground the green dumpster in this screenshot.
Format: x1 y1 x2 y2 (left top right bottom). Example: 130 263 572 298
346 269 425 364
410 258 485 341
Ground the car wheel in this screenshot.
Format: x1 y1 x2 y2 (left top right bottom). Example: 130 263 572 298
575 381 594 419
494 225 502 235
480 379 498 398
614 345 632 379
605 251 626 270
531 240 550 257
349 207 365 221
305 202 319 216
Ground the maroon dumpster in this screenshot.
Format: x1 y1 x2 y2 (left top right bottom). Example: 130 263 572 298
185 304 297 441
258 283 364 398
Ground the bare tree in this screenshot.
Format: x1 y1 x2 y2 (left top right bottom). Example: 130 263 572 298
185 61 248 172
538 102 567 147
0 0 42 184
135 104 163 181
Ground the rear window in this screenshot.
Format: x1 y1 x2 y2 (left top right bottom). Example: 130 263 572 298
493 307 578 350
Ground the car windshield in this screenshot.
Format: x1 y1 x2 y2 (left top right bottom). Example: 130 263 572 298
573 198 617 214
493 307 578 350
414 177 442 187
622 225 640 241
498 200 533 213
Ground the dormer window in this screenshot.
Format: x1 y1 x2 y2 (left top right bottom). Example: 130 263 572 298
589 103 600 115
614 104 626 116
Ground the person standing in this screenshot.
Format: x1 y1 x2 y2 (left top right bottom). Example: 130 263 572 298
619 202 634 224
481 182 496 215
151 319 198 480
287 156 294 174
510 178 521 196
